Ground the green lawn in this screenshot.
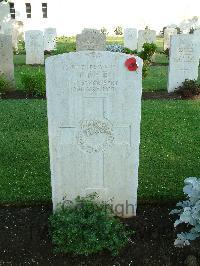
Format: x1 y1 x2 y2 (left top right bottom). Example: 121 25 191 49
0 100 199 204
143 66 168 91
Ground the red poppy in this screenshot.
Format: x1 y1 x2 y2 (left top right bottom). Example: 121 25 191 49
125 57 138 71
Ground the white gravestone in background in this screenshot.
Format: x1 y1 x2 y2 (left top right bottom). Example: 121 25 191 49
46 51 143 218
44 28 57 51
76 29 106 51
194 29 200 36
0 2 10 29
0 34 15 84
193 30 200 58
137 29 156 52
168 34 200 93
25 30 44 65
3 20 24 50
164 28 177 50
124 28 137 50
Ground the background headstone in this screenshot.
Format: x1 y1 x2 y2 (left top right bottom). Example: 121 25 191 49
0 1 10 30
25 30 44 65
164 28 177 50
3 20 24 50
76 29 106 51
0 34 15 84
194 29 200 36
193 29 200 59
124 28 137 50
44 28 57 51
168 34 200 93
46 51 143 218
137 29 156 52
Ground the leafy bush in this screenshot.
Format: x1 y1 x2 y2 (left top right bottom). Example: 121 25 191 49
107 43 156 78
124 47 137 55
0 74 14 93
138 43 157 78
141 61 151 79
114 26 123 36
20 69 46 97
139 43 157 62
175 79 200 98
106 44 125 53
170 177 200 247
49 194 132 256
14 40 26 55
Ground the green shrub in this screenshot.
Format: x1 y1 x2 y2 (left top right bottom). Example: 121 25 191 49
49 194 132 256
0 74 14 93
175 79 200 98
124 47 137 55
114 26 123 36
123 43 157 78
14 40 26 55
139 43 157 78
20 69 46 97
139 43 157 62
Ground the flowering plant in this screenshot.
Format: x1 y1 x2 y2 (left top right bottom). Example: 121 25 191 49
125 57 138 71
106 44 125 53
170 177 200 247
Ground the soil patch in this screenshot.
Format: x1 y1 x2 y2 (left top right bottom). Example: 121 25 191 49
142 91 181 100
1 91 200 101
0 91 45 100
0 203 199 265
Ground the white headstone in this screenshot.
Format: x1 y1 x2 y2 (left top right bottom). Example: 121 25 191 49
124 28 137 50
44 28 57 51
164 28 177 50
0 34 14 84
0 2 10 27
193 30 200 58
137 29 156 52
168 34 200 93
76 29 106 51
46 51 143 218
194 29 200 36
25 30 44 65
3 20 24 50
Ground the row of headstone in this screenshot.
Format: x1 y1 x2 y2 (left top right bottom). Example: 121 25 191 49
25 28 57 65
0 28 57 83
124 28 156 52
77 28 157 53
